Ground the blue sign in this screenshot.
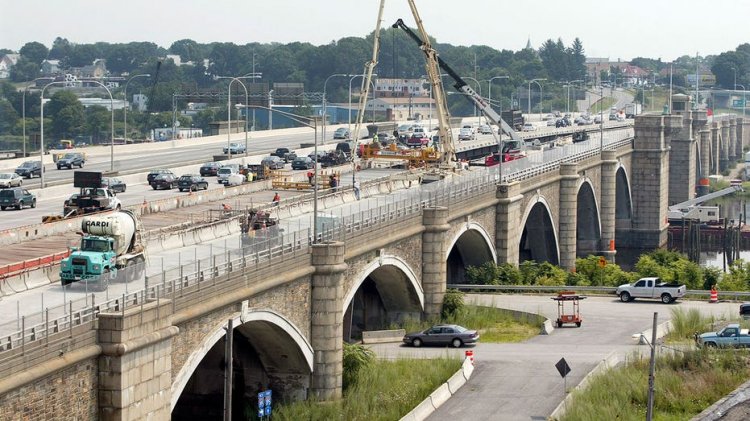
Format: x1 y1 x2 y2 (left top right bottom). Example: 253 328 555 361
265 406 272 416
257 389 272 417
258 408 264 418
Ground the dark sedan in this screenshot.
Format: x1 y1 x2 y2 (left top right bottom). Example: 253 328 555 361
177 174 209 192
200 162 223 176
402 324 479 348
150 174 178 190
147 169 176 184
101 177 126 193
291 156 314 170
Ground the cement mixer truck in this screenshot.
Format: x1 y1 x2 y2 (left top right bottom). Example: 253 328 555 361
59 209 146 290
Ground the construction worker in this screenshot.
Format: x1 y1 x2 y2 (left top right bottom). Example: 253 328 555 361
353 179 361 200
307 170 314 184
271 192 280 206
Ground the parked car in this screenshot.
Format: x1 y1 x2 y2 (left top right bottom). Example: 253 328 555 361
458 127 476 140
223 142 246 154
147 169 176 184
101 177 126 193
0 172 23 188
402 324 479 348
547 119 558 127
308 150 326 163
271 148 297 162
150 173 178 190
333 128 351 139
56 152 85 169
0 187 36 210
262 156 286 170
522 123 536 132
406 132 430 147
15 161 43 179
199 162 223 177
696 324 750 348
616 277 686 304
478 124 493 135
291 156 315 170
217 165 240 184
178 174 209 192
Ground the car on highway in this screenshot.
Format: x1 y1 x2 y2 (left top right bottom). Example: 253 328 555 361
56 152 85 169
262 156 286 170
177 174 209 192
0 187 36 211
217 165 240 184
406 132 430 147
478 124 493 134
333 128 351 139
147 169 176 184
402 324 479 348
15 161 43 179
522 123 536 132
199 162 223 177
223 142 246 155
0 173 23 188
150 173 179 190
547 119 558 127
308 150 326 163
458 127 476 141
101 177 126 193
291 156 315 170
271 147 297 162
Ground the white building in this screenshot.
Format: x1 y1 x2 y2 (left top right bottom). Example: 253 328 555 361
374 78 428 98
366 97 435 120
0 53 20 79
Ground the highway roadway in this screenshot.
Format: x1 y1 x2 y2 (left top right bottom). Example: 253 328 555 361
369 294 738 421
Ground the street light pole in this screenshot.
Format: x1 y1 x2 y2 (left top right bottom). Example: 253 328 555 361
527 78 546 120
218 77 250 156
487 75 509 116
737 84 747 118
123 73 150 141
323 73 349 141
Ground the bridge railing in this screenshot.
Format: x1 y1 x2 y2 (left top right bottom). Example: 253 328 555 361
0 127 637 357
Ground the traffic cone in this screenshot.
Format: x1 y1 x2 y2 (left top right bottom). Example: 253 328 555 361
709 287 718 303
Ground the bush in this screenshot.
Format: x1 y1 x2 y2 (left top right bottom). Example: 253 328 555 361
442 289 465 320
465 262 522 285
342 342 374 389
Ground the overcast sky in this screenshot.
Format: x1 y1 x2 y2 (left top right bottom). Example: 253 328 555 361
2 0 748 62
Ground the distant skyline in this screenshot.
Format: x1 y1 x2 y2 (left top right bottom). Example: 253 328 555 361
2 0 749 62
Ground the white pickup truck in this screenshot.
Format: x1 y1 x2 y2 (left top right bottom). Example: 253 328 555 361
616 277 686 304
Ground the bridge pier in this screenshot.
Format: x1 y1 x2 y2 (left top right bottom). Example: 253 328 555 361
422 207 450 318
495 183 523 266
599 150 617 261
711 122 720 175
559 163 579 270
721 120 730 172
98 299 178 421
311 241 347 400
730 118 739 164
698 128 711 196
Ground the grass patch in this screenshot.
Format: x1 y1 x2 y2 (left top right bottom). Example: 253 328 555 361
392 304 542 344
273 357 461 421
665 307 739 344
589 97 617 113
561 349 750 421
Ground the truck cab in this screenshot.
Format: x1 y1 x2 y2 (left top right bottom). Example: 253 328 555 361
696 324 750 348
60 235 116 287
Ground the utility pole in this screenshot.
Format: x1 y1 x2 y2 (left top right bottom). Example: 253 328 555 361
223 319 234 421
646 312 658 421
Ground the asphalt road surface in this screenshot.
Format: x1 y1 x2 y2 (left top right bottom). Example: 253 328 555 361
368 294 738 421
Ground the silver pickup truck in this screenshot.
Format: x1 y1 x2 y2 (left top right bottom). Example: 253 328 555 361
616 277 686 304
695 324 750 348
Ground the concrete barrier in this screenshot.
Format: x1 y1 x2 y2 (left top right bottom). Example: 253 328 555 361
637 320 673 345
361 329 405 344
3 274 27 295
213 223 231 239
401 396 435 421
461 356 474 378
24 268 53 289
446 370 467 394
160 234 184 251
428 383 451 409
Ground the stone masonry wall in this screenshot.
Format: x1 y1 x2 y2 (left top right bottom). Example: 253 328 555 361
0 357 98 420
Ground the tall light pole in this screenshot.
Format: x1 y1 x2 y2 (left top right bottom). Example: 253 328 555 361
241 71 262 131
464 76 482 125
123 73 150 141
527 78 546 119
737 84 747 118
41 80 115 186
563 80 583 114
487 76 509 116
348 74 377 134
217 76 250 156
22 79 43 158
323 73 349 140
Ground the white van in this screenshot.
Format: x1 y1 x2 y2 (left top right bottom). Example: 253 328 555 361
217 165 239 185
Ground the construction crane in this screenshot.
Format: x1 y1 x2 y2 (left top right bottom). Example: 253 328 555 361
351 0 385 174
394 1 456 168
394 2 524 158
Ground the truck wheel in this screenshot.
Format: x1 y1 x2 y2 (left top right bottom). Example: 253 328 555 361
661 294 673 304
0 206 5 210
31 199 36 208
79 162 84 168
619 292 631 302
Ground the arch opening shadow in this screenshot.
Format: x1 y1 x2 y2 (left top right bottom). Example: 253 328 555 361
173 315 311 419
447 228 495 284
576 182 601 256
615 167 633 230
520 202 559 265
344 262 422 342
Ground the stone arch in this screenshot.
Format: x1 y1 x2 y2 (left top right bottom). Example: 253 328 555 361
343 255 423 341
615 165 633 229
519 194 560 265
171 309 313 412
576 179 601 256
445 222 497 283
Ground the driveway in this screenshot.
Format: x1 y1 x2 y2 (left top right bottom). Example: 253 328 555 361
368 294 737 421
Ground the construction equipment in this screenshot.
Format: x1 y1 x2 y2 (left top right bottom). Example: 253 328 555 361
394 4 525 162
239 209 284 250
668 184 743 223
551 291 586 328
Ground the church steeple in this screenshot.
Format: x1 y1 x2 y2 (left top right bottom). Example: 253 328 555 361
525 36 532 50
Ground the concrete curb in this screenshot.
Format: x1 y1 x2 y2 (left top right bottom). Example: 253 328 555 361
548 351 620 420
691 378 750 420
362 329 405 344
399 357 475 421
635 320 673 345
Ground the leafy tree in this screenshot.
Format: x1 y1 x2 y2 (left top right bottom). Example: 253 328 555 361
169 39 202 62
47 90 84 139
711 51 746 89
84 105 111 143
0 98 19 135
19 41 49 64
9 57 39 82
0 48 13 55
342 342 374 389
441 289 465 320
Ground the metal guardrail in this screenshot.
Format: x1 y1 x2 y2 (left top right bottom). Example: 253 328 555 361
0 127 636 358
447 284 750 300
